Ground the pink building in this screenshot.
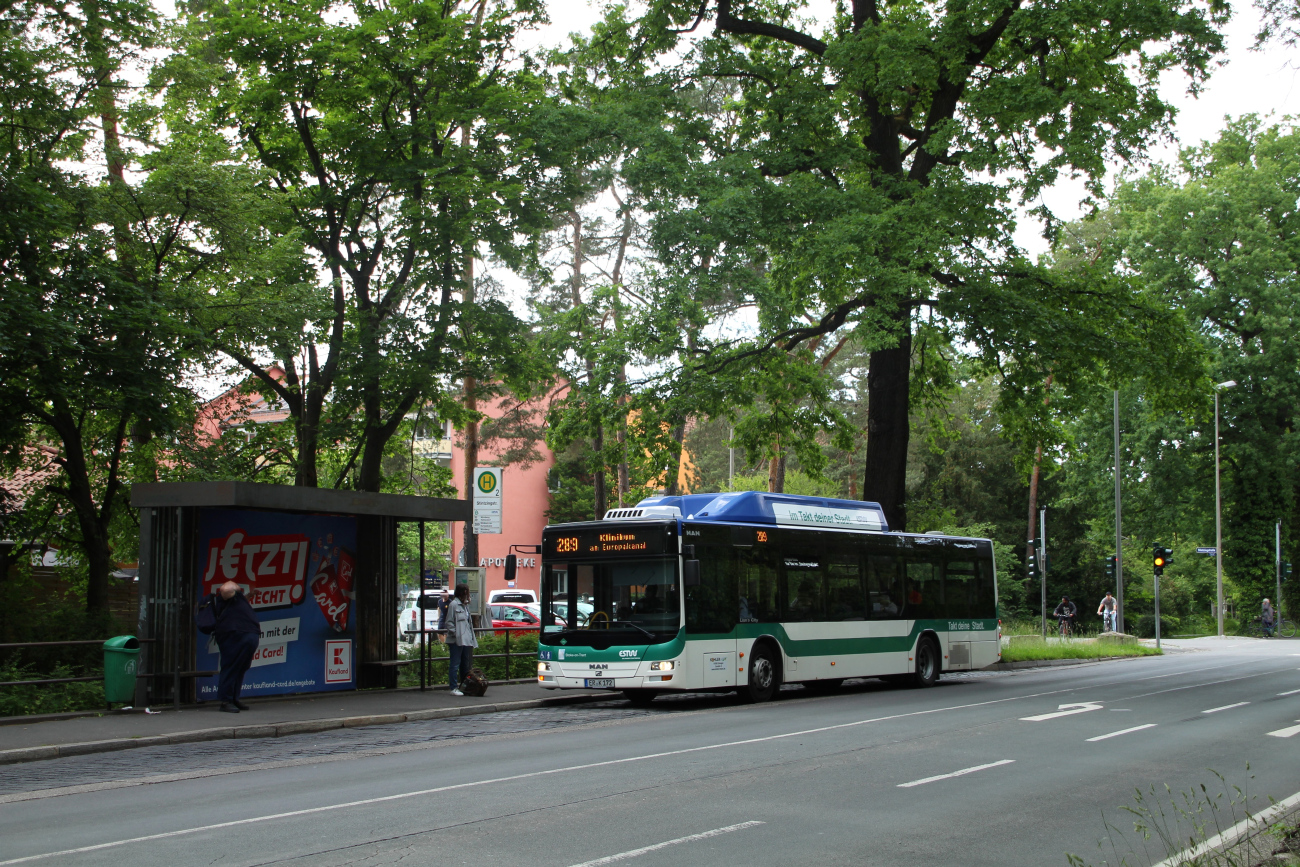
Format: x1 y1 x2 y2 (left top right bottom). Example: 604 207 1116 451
449 392 557 599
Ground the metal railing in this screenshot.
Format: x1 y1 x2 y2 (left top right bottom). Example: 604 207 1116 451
399 626 538 690
0 638 159 689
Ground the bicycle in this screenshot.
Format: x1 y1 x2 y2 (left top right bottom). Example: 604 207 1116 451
1244 616 1295 638
1057 615 1074 638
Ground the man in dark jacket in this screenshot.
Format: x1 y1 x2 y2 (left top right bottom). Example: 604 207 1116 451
211 581 261 713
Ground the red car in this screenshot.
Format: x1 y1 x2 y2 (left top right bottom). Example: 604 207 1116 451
488 604 564 635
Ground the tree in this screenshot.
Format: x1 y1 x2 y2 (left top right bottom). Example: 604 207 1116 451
1 0 240 612
613 0 1225 529
1113 118 1300 608
168 0 562 492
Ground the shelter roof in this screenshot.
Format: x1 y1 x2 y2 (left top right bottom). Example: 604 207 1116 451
131 481 469 522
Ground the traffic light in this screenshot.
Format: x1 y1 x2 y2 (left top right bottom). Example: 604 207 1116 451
1153 546 1172 576
1104 556 1117 580
1284 562 1293 582
1027 547 1039 579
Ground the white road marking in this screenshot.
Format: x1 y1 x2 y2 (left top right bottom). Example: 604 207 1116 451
1278 688 1300 696
1152 788 1300 867
1021 701 1104 721
4 660 1294 864
1268 721 1300 738
563 822 764 867
1202 702 1250 714
1086 724 1158 742
897 759 1015 788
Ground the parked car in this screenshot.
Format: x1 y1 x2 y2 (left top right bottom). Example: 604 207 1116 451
488 589 537 605
398 592 445 643
487 603 561 635
550 601 593 627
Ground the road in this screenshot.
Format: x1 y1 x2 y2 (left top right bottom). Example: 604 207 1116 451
2 638 1298 867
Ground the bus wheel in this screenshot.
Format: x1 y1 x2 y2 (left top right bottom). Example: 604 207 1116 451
912 637 941 688
739 644 780 703
624 689 657 707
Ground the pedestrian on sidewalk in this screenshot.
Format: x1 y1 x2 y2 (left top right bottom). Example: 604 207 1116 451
210 581 260 713
446 584 478 695
1097 592 1117 633
1262 598 1275 638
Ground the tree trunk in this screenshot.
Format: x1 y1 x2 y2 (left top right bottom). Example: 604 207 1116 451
767 437 785 493
861 317 912 531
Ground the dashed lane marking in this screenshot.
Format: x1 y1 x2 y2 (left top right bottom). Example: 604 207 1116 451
1267 721 1300 738
564 822 765 867
1278 689 1300 696
1202 702 1250 714
1086 724 1158 742
897 759 1015 788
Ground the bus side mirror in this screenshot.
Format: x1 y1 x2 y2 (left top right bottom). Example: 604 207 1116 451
504 554 517 583
684 559 701 587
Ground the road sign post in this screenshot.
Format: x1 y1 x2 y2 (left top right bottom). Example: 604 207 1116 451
472 467 503 535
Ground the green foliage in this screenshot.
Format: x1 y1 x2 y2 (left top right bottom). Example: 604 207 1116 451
0 659 108 717
1000 642 1160 662
396 631 540 686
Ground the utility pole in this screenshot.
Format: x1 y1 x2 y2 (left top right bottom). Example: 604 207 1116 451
1278 521 1284 623
1113 390 1125 633
1040 508 1048 639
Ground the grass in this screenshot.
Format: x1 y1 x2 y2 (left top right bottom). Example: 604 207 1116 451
1001 640 1161 662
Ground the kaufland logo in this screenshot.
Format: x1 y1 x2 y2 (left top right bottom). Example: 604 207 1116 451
325 640 352 683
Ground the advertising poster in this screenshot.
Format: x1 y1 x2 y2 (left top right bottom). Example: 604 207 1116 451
195 509 358 698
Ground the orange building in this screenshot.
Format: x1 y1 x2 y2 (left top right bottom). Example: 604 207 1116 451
449 392 557 599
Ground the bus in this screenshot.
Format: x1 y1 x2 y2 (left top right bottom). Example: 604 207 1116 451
537 491 1001 705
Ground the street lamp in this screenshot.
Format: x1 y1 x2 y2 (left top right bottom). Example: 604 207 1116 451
1215 379 1237 637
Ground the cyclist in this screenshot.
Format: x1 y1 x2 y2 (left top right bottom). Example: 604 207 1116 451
1097 591 1117 633
1262 598 1275 638
1053 596 1078 636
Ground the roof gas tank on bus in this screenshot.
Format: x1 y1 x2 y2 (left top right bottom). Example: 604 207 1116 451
605 491 889 533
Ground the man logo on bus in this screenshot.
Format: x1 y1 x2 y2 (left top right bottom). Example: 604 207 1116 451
476 472 498 494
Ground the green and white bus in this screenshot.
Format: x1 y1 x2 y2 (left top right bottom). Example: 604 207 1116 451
537 491 1000 704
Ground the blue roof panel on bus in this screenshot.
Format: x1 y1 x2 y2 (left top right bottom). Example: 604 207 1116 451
635 491 889 533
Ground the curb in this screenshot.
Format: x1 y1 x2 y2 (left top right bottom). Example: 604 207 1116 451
0 693 608 767
988 655 1143 671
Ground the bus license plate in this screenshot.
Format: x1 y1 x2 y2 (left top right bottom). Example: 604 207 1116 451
584 678 616 688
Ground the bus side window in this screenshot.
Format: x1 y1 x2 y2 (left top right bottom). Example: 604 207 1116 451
905 560 943 620
867 556 902 619
737 548 778 623
974 558 997 619
944 561 977 619
825 542 865 621
686 545 737 634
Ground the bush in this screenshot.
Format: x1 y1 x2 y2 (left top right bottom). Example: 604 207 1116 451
1130 613 1180 638
397 631 541 688
0 658 107 716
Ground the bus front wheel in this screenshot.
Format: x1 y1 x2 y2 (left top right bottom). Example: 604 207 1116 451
739 644 780 703
912 637 941 688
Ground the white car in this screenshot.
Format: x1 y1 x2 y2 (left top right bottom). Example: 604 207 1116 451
488 589 537 605
398 593 444 643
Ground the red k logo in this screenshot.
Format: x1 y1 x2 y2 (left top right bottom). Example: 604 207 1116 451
333 647 345 665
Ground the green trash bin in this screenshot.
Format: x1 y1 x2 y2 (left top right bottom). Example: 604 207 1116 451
103 635 141 707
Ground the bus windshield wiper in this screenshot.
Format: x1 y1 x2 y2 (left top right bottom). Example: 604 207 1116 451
610 620 655 640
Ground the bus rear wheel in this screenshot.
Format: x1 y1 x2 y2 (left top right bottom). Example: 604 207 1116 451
623 689 658 707
912 637 941 688
738 644 780 703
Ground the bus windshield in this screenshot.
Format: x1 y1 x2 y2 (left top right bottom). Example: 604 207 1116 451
541 558 680 646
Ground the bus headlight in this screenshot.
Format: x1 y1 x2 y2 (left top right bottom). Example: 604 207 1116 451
538 661 551 673
649 661 675 671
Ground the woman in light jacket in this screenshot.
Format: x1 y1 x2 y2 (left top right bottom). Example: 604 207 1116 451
446 584 478 695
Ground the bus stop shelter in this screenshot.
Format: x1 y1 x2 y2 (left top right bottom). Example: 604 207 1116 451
130 481 469 707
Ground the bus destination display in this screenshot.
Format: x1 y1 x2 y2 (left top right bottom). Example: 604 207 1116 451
543 525 673 558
